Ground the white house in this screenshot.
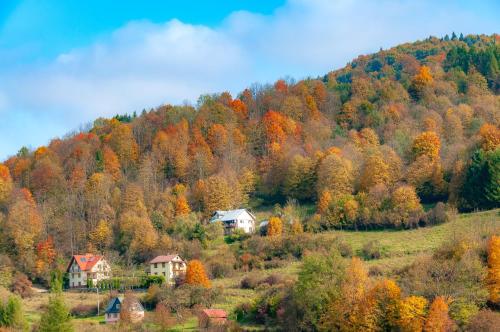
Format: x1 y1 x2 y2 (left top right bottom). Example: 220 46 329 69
147 254 186 285
66 254 111 288
209 209 256 235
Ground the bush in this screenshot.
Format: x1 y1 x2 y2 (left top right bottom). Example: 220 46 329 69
70 304 97 318
466 310 500 331
263 259 286 270
10 273 33 298
142 275 166 288
361 240 382 260
240 275 260 290
423 202 453 226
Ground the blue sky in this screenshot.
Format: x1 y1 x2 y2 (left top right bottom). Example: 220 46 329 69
0 0 499 160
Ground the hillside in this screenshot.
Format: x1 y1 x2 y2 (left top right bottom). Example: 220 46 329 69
0 34 499 330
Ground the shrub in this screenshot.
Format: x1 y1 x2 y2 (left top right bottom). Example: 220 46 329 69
361 240 382 260
263 259 286 270
466 310 500 331
240 275 259 290
207 260 234 279
10 273 33 298
70 304 97 318
141 275 165 288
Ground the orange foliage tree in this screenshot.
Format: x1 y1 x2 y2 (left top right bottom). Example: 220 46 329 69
0 164 13 204
185 260 211 288
486 235 500 304
103 146 121 180
424 296 452 332
35 236 57 280
174 196 191 216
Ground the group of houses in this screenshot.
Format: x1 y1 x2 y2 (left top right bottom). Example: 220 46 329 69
65 208 257 324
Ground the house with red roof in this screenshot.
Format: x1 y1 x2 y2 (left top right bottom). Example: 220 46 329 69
66 254 111 288
147 254 186 285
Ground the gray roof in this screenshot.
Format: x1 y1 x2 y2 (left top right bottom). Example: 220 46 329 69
210 209 256 222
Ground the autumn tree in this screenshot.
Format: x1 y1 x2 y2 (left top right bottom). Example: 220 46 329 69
409 65 433 100
106 119 139 169
316 154 354 198
267 217 283 236
89 219 112 253
359 152 390 191
284 155 316 201
174 196 191 216
200 175 234 216
391 185 423 228
5 189 43 272
398 296 428 332
424 296 453 332
368 279 402 331
479 123 500 151
35 237 57 280
486 235 500 304
412 131 441 160
185 260 211 288
0 164 13 204
102 146 121 180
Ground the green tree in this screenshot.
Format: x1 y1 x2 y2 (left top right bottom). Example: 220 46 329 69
460 148 499 211
38 280 73 332
0 295 28 331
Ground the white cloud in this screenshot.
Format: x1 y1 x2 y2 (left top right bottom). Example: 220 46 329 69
0 0 499 159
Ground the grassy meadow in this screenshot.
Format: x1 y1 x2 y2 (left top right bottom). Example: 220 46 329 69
14 209 500 330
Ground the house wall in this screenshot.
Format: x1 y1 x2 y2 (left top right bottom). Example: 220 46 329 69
68 259 111 288
149 260 186 285
105 312 120 323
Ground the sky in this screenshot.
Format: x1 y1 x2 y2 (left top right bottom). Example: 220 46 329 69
0 0 499 160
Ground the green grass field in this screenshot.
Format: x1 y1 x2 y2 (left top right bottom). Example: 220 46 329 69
12 209 500 331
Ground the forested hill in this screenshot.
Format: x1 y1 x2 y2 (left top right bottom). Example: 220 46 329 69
0 34 499 277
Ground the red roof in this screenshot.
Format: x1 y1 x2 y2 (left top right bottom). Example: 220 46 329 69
201 309 228 318
67 254 103 272
149 254 183 264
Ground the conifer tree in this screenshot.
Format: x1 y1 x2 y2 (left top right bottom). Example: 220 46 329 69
38 279 73 332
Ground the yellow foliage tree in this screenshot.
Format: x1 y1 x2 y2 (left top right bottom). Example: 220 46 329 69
185 260 211 288
412 131 441 160
317 190 332 215
291 219 303 235
424 296 452 332
368 279 402 330
267 217 283 236
398 296 428 332
479 123 500 151
360 153 390 191
89 219 112 253
486 235 500 304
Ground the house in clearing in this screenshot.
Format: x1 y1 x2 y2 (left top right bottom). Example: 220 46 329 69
198 309 228 329
209 209 256 235
147 254 186 285
66 254 111 288
105 296 144 324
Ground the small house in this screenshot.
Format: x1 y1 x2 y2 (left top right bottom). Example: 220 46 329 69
198 309 228 329
105 296 145 324
209 209 256 235
66 254 111 288
147 254 186 285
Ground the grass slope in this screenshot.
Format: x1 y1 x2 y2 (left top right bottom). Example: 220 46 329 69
15 209 500 330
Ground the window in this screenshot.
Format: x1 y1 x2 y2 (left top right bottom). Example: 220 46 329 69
154 263 157 268
116 304 120 310
78 273 81 278
162 262 165 268
163 272 166 276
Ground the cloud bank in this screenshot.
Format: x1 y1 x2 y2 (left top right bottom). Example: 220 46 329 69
0 0 499 158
